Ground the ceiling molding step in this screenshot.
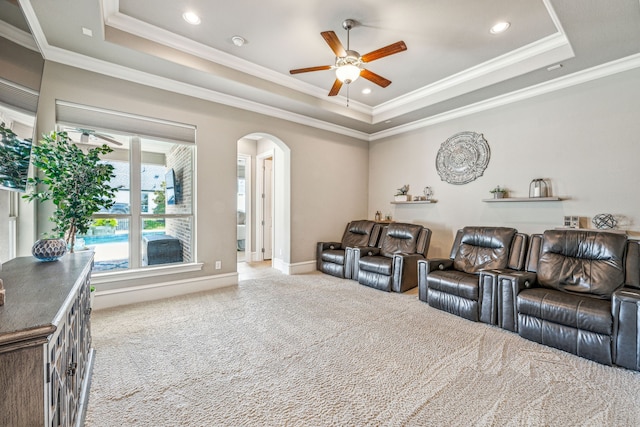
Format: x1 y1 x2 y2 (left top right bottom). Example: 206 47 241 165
101 1 371 117
14 0 47 55
0 20 39 52
370 52 640 141
373 32 574 123
42 46 371 141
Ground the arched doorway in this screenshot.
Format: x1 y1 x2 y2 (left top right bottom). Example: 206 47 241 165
237 133 291 274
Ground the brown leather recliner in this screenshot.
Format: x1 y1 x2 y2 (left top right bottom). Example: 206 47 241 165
316 220 382 279
496 229 640 367
353 222 431 292
417 226 528 323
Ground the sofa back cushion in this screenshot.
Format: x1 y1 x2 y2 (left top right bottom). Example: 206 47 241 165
379 223 423 257
537 230 626 298
341 220 377 248
453 227 516 274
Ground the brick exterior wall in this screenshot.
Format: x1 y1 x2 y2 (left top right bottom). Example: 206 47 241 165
165 144 193 263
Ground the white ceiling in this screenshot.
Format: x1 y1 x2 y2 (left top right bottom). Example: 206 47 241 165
3 0 640 140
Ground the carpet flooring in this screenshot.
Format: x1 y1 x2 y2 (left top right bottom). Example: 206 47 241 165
85 271 640 426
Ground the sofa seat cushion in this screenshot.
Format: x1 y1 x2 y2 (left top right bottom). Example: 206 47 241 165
359 256 393 276
518 287 612 335
321 249 345 265
427 270 479 300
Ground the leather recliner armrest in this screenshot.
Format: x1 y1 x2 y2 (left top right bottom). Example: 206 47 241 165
344 245 367 280
425 258 454 272
612 287 640 370
316 241 342 270
392 253 425 293
318 241 342 251
495 270 537 332
352 246 382 281
417 258 454 302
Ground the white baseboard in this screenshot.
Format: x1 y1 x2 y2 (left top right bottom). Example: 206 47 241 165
272 259 316 275
93 272 238 310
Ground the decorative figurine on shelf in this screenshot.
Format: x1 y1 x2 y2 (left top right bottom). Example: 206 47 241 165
592 213 618 230
423 186 433 201
489 185 507 199
375 211 382 222
394 184 410 202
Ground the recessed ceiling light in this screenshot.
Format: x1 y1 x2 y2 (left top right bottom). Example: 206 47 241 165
490 22 510 34
182 11 201 25
82 27 93 37
231 36 246 47
362 88 372 95
547 64 563 71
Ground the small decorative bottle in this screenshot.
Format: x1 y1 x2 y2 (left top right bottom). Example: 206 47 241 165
374 211 382 222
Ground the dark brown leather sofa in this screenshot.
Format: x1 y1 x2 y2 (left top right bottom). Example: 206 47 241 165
417 226 528 323
495 229 640 368
353 222 431 292
316 220 382 279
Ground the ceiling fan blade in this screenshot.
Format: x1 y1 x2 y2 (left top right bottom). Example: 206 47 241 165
289 65 332 74
360 69 392 88
321 31 346 57
328 79 343 96
361 41 407 63
96 133 123 146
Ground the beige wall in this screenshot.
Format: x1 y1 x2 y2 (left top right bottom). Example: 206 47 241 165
369 67 640 258
0 37 44 91
28 61 369 287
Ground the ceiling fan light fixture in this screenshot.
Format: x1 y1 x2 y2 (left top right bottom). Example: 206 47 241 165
336 64 361 83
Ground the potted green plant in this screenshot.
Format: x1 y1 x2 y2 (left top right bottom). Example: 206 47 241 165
24 131 118 254
489 185 507 199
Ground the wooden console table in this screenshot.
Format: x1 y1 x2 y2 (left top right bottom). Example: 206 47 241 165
0 251 95 427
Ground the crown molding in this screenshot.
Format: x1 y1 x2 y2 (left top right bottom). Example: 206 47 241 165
101 0 371 117
372 32 574 123
14 0 640 144
370 52 640 141
43 45 371 141
0 20 38 51
100 0 573 126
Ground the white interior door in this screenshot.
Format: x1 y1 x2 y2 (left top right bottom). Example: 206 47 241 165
262 158 273 260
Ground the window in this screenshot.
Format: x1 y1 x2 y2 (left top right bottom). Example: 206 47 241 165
55 101 196 273
68 132 195 272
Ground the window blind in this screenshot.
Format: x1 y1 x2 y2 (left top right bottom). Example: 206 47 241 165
0 77 39 113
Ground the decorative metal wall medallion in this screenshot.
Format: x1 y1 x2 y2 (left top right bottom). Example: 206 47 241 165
436 131 490 185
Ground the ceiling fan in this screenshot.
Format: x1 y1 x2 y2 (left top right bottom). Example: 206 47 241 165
289 19 407 96
63 127 123 146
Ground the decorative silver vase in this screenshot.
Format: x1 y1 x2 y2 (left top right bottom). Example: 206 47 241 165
32 238 67 262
